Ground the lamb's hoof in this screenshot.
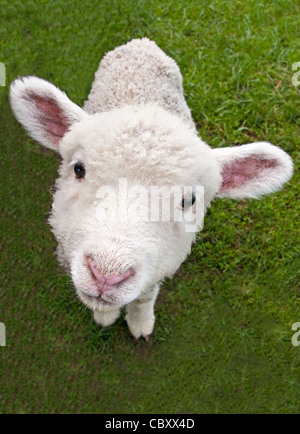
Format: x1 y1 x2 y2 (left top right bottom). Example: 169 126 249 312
126 314 155 341
134 334 151 343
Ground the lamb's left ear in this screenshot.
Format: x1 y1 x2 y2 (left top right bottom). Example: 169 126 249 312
212 142 293 199
10 76 87 151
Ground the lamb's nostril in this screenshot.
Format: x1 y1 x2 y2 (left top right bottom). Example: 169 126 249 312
87 256 134 289
88 257 106 283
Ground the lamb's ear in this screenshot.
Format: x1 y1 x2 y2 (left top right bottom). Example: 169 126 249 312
10 76 87 151
212 142 293 199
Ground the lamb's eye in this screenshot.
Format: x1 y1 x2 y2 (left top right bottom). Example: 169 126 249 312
182 193 196 210
74 162 85 179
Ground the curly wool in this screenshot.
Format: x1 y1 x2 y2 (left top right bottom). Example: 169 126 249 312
84 38 196 130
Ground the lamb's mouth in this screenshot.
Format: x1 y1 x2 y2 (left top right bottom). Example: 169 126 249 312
79 291 116 307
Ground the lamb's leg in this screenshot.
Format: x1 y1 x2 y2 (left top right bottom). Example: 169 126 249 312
125 283 160 340
93 308 121 327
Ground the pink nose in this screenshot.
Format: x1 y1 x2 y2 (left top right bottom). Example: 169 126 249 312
87 257 133 292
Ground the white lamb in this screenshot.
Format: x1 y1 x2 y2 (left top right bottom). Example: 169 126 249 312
10 38 293 340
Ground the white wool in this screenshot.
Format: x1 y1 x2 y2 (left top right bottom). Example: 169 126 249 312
9 38 293 339
84 38 196 130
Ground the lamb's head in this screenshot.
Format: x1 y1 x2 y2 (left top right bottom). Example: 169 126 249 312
10 77 293 312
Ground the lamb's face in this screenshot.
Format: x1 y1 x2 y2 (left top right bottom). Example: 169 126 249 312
10 76 293 314
50 106 220 310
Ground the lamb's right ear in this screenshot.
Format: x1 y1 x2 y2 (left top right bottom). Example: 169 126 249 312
10 76 87 151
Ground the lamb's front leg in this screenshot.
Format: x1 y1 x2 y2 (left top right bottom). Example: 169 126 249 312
93 308 121 327
125 283 160 340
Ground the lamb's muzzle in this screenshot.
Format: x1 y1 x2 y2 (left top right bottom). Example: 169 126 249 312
87 256 134 294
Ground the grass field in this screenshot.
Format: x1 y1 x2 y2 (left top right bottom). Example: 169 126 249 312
1 0 300 414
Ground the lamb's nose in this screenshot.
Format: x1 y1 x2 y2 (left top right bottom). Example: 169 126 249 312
87 257 133 290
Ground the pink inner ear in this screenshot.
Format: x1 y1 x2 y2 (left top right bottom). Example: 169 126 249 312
221 157 277 191
30 94 69 144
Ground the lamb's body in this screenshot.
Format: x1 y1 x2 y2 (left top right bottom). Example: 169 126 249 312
84 38 195 130
10 39 293 340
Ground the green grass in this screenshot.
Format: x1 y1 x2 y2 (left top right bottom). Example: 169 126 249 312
1 0 300 414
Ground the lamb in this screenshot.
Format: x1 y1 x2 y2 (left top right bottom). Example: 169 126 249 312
10 38 293 340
